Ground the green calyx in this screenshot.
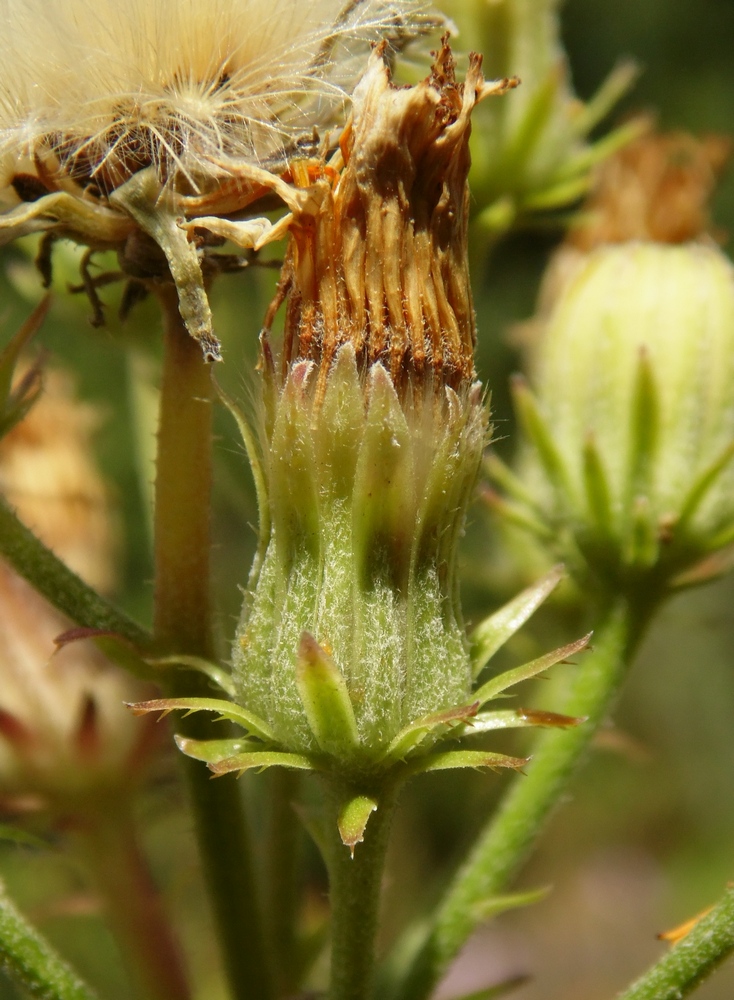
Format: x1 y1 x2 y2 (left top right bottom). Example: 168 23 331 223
131 565 588 849
233 341 487 756
491 242 734 598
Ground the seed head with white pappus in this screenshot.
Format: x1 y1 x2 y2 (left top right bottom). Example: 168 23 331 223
0 0 431 358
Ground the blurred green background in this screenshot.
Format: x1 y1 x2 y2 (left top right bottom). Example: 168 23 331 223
0 0 733 997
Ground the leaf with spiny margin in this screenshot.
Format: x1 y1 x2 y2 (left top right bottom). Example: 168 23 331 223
127 697 276 742
337 795 378 857
401 750 529 778
208 751 315 777
174 735 266 764
472 633 592 709
295 633 359 756
146 655 236 697
459 708 585 736
470 566 565 678
380 703 479 764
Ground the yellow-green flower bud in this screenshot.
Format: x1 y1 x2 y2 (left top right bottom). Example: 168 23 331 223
503 241 734 599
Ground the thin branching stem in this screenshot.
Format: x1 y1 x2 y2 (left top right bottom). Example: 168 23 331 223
325 780 398 1000
616 886 734 1000
0 880 99 1000
76 800 190 1000
390 595 651 1000
153 290 273 1000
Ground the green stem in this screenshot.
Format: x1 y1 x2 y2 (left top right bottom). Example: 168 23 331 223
392 596 649 1000
153 290 273 1000
616 887 734 1000
0 498 151 650
77 801 190 1000
325 781 398 1000
266 770 302 996
0 879 99 1000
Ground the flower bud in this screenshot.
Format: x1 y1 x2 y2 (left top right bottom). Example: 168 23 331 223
449 0 641 235
500 240 734 597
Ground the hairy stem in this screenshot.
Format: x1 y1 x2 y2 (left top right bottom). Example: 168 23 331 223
0 499 151 651
154 291 273 1000
0 880 99 1000
391 596 649 1000
77 801 190 1000
325 781 398 1000
616 886 734 1000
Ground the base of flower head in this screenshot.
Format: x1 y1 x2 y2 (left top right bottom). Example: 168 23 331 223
130 594 587 851
229 340 488 753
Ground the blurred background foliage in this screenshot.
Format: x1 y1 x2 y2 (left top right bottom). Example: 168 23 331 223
0 0 733 998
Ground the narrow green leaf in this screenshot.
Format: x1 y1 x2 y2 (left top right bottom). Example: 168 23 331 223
470 566 565 678
677 441 734 532
555 117 649 183
571 60 639 137
583 434 614 533
483 452 543 512
470 885 551 923
208 751 315 776
146 655 236 697
627 349 659 502
0 826 48 851
215 381 271 562
473 633 592 709
624 496 659 569
502 66 560 174
380 703 479 764
402 750 529 778
127 697 277 742
174 735 265 764
295 632 359 756
510 376 572 500
450 977 530 1000
337 795 378 857
521 174 592 212
0 880 99 999
480 487 555 540
460 708 584 736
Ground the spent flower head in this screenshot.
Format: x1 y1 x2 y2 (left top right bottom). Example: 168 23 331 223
0 0 434 358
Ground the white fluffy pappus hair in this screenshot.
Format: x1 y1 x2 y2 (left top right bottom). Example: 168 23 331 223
0 0 425 194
